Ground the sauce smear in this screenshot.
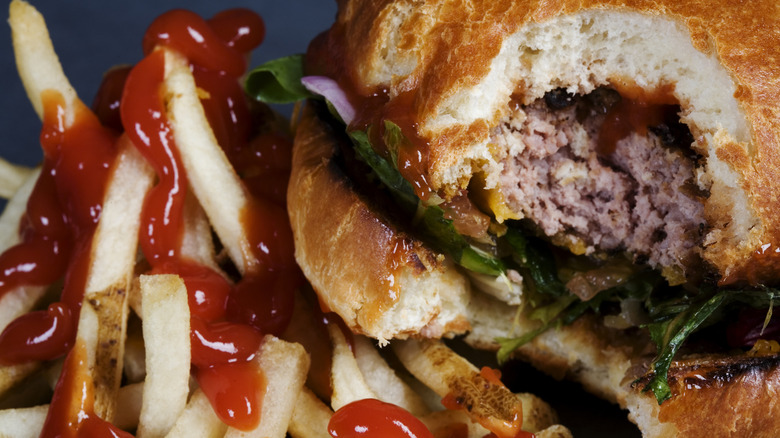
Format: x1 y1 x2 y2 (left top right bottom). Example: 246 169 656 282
328 398 434 438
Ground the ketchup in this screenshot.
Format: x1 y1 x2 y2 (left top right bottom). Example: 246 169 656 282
0 90 117 365
328 399 434 438
118 8 296 431
38 340 133 438
597 84 679 156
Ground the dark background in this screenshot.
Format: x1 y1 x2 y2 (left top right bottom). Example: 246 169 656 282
0 1 641 436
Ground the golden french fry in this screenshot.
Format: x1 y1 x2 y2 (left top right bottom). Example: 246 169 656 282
0 404 48 438
225 336 310 438
515 393 563 434
328 325 376 411
163 48 255 275
9 0 78 124
280 287 333 400
123 316 146 384
76 296 100 370
0 166 39 252
0 365 51 410
392 339 473 396
137 274 191 438
0 158 34 202
0 286 47 337
353 335 429 417
165 389 228 438
288 387 333 438
179 190 222 271
86 137 153 295
82 288 127 423
0 362 39 400
74 138 151 422
113 382 144 431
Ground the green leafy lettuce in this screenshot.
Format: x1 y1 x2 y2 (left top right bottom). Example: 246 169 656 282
244 54 313 104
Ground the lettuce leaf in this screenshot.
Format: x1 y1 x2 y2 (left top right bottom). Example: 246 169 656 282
348 124 505 275
505 229 567 297
496 269 663 364
245 54 313 104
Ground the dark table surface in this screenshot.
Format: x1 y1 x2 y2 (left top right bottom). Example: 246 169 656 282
0 2 642 437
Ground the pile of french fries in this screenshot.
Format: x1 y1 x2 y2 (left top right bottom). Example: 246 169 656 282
0 2 572 437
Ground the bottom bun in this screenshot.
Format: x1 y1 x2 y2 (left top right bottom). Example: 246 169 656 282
465 292 780 438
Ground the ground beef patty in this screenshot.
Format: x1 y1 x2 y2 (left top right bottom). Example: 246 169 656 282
495 87 707 278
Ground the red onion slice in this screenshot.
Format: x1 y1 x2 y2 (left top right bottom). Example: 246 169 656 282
301 76 355 125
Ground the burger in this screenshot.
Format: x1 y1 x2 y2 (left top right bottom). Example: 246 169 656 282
249 0 780 435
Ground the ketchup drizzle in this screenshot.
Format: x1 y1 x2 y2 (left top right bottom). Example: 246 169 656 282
121 50 187 265
0 91 117 365
39 340 132 438
119 8 297 431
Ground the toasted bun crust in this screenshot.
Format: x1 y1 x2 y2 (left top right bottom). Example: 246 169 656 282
312 0 780 284
464 293 780 438
288 103 471 342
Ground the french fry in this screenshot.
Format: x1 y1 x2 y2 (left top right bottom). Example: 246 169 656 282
77 296 101 385
328 324 376 411
353 335 430 416
85 138 153 295
122 315 146 384
0 363 39 400
9 0 78 124
0 364 51 409
0 166 38 251
85 140 153 421
280 287 333 399
289 387 333 438
0 158 34 200
163 48 256 275
0 286 47 336
136 274 191 438
179 190 222 272
224 336 310 438
114 382 144 431
165 389 228 438
0 404 48 438
393 339 562 434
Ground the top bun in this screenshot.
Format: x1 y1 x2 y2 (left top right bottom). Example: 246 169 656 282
308 0 780 285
